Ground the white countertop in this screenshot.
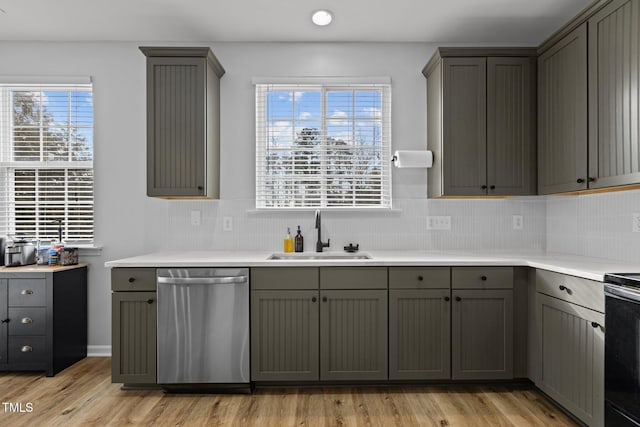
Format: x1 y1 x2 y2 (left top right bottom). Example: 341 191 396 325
104 250 639 282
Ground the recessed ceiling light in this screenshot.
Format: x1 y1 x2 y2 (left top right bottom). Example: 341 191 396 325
312 10 333 26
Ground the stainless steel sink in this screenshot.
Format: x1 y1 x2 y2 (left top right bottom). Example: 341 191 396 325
268 252 372 260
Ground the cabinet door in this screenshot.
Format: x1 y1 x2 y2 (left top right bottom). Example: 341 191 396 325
451 289 513 380
538 24 588 194
146 57 206 197
250 290 319 381
112 292 157 384
537 294 604 427
588 0 640 189
443 57 487 196
0 280 6 365
320 289 388 381
487 57 536 195
389 289 450 380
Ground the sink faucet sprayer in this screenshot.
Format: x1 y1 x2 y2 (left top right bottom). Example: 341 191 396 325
314 210 330 253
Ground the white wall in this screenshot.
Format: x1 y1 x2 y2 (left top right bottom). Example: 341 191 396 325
0 41 572 352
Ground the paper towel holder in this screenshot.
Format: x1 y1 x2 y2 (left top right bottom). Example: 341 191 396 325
391 150 434 168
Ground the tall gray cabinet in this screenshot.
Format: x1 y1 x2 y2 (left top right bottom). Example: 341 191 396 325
538 0 640 194
424 48 537 197
140 47 225 198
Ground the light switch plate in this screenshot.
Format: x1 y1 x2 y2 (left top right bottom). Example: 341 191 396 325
427 216 451 230
190 210 201 226
512 215 523 230
223 217 233 232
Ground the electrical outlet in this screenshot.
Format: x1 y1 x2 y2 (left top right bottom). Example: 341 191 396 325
427 216 451 230
512 215 523 230
223 217 233 232
633 213 640 232
190 210 201 226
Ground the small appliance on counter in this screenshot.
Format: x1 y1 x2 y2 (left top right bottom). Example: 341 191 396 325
4 238 37 267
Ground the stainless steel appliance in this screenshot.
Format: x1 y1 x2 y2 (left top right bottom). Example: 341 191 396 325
4 239 36 267
156 268 249 391
604 273 640 426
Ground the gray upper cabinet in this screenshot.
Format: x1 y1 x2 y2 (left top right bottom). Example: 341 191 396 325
538 24 588 194
140 47 225 198
588 0 640 189
424 48 537 197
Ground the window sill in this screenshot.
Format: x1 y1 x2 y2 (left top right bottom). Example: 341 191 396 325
247 208 403 215
64 244 103 257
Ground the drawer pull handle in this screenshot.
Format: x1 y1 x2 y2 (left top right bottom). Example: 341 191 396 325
417 276 424 281
21 346 33 353
591 322 601 329
1 318 9 323
20 289 34 295
576 178 585 184
21 317 33 324
559 285 573 295
480 276 487 281
443 296 450 302
455 296 462 302
128 277 135 283
312 297 317 303
147 299 154 305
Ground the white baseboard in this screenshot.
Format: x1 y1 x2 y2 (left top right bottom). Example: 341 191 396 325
87 345 111 357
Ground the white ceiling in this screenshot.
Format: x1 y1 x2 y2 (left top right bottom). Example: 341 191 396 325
0 0 591 43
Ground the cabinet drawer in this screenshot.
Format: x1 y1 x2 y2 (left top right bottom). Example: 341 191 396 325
389 267 450 289
536 269 604 313
8 307 46 335
320 267 387 289
8 279 46 306
111 268 157 291
452 267 513 289
8 336 47 365
251 267 319 290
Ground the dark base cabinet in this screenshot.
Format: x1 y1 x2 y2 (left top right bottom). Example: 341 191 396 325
0 266 88 377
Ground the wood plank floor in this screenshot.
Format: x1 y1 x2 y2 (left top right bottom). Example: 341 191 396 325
0 357 578 426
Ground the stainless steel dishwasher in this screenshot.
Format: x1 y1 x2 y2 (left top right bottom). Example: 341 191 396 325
156 268 249 391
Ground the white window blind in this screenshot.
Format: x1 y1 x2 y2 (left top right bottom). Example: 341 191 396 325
255 82 392 209
0 83 94 242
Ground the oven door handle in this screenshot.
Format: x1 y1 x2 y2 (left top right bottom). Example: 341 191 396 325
605 283 640 303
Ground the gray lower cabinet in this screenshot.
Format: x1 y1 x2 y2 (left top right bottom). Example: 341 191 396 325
111 268 157 385
536 293 604 427
250 290 319 381
451 288 514 380
140 47 225 198
320 289 388 381
0 267 87 377
389 289 450 380
423 48 537 197
587 0 640 189
538 24 588 194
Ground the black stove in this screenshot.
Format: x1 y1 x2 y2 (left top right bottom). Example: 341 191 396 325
604 273 640 426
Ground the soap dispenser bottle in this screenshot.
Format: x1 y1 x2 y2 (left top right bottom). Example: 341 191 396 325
284 228 293 253
294 225 304 252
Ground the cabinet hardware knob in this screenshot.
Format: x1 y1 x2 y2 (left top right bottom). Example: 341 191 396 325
21 346 33 353
481 276 487 281
322 296 328 302
455 296 461 302
576 178 585 184
128 277 135 283
417 276 424 281
197 185 204 191
591 322 600 329
21 317 33 324
481 185 487 190
20 289 34 295
1 318 9 323
588 177 596 182
147 299 154 304
444 296 450 302
312 297 317 303
489 185 495 190
559 285 566 291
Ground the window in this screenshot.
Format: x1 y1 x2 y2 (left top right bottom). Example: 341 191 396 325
255 80 391 209
0 82 94 242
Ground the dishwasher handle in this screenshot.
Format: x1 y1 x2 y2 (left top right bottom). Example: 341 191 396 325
157 276 248 285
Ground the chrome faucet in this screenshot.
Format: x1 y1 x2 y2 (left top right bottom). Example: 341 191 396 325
315 210 330 253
